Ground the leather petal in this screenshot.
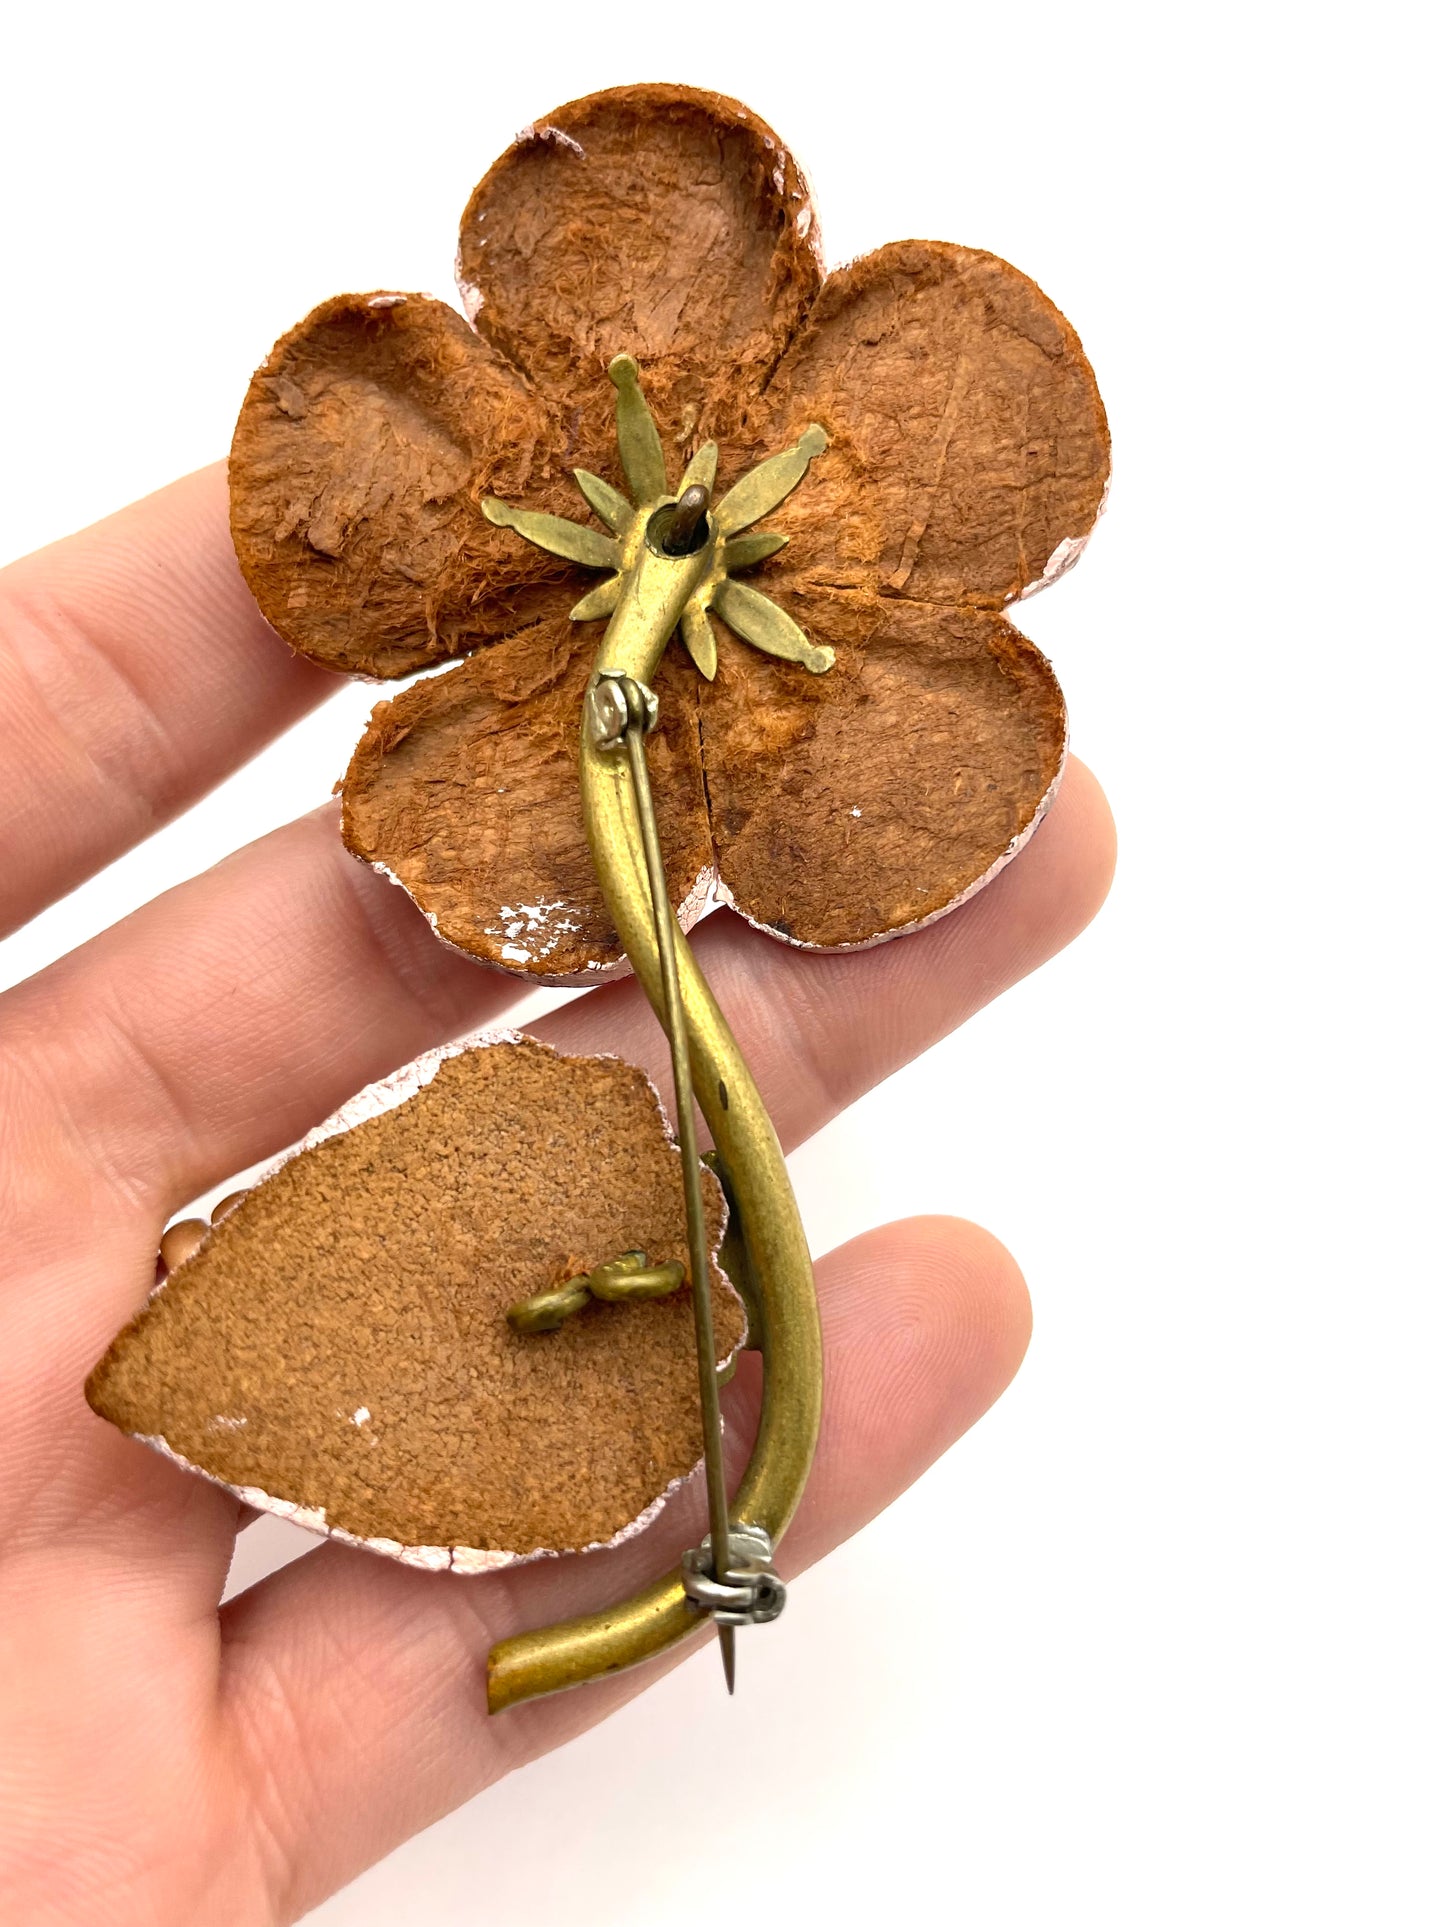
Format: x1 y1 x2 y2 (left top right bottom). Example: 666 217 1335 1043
457 84 823 455
743 241 1110 608
701 585 1067 948
230 293 602 678
341 606 713 980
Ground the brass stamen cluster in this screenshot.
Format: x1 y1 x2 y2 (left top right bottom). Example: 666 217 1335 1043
483 355 834 677
505 1249 686 1335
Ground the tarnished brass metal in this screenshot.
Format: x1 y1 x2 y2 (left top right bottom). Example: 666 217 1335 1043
612 670 737 1690
506 1279 593 1335
569 576 623 622
705 1152 764 1348
481 499 620 571
486 595 822 1705
677 440 719 497
485 362 829 689
723 530 789 570
609 354 668 503
712 575 835 673
506 1250 687 1331
679 602 719 680
572 468 632 533
483 361 831 1713
587 1259 686 1303
712 423 828 536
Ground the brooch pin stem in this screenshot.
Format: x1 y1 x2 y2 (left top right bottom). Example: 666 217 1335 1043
657 483 711 556
604 667 739 1693
484 361 827 1714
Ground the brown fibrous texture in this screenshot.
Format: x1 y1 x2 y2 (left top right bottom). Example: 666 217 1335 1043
748 240 1110 607
87 1040 742 1557
700 593 1067 946
458 83 823 449
230 293 592 680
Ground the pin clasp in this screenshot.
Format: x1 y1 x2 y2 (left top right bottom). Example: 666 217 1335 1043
681 1523 787 1627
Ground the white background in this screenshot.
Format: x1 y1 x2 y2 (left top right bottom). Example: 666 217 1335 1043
2 4 1439 1922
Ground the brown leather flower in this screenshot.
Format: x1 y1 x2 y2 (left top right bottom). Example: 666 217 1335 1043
229 83 1109 980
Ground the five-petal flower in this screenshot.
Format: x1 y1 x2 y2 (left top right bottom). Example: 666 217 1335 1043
229 83 1109 979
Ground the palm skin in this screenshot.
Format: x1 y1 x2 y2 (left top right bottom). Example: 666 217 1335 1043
0 469 1113 1925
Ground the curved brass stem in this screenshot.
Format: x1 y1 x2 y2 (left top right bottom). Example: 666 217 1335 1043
485 532 823 1712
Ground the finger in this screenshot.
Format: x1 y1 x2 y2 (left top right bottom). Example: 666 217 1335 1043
0 806 526 1539
5 760 1112 1236
0 805 524 1232
538 757 1116 1152
1 765 1106 1548
0 464 334 936
219 1215 1030 1921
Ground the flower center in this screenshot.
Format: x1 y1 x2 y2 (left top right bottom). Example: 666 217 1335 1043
482 354 834 682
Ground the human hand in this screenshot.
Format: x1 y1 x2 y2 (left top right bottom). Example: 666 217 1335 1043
0 468 1114 1925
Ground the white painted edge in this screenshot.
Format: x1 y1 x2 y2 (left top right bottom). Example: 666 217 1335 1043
136 1427 702 1576
457 264 483 325
361 853 715 991
128 1031 741 1573
358 646 1068 969
1016 474 1112 601
520 121 586 159
1017 533 1090 600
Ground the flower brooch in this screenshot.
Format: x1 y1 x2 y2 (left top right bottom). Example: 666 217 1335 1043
88 83 1109 1709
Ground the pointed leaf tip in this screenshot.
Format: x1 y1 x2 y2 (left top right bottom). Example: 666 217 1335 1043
723 531 789 570
573 469 633 533
609 353 667 504
712 577 834 675
714 426 831 537
571 576 623 622
680 603 719 680
483 502 620 570
679 441 719 497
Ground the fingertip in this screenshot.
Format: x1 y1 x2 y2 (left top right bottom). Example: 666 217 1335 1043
958 753 1116 984
1046 753 1118 930
825 1214 1031 1410
797 1215 1032 1548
